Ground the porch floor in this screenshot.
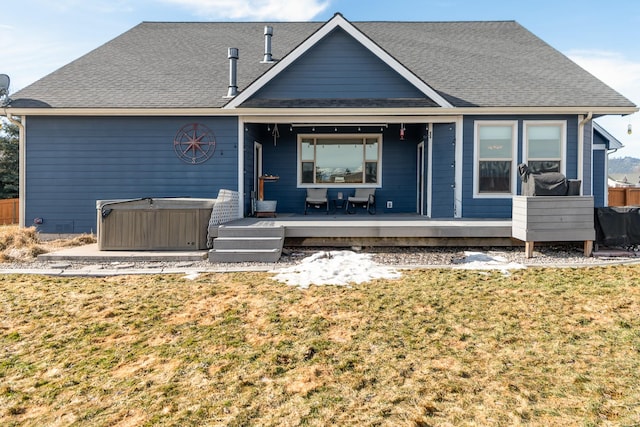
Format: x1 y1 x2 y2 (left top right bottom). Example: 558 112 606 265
214 213 516 247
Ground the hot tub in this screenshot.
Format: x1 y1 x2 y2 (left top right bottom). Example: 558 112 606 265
97 198 215 250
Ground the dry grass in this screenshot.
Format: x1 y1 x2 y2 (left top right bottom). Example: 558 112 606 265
1 266 640 426
0 225 95 262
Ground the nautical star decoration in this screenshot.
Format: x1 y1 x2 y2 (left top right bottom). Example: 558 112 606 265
173 123 216 164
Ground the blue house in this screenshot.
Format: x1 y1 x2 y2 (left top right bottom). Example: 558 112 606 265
3 13 637 236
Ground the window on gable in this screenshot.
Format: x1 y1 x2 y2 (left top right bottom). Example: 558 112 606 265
299 135 381 186
474 122 516 196
524 122 566 174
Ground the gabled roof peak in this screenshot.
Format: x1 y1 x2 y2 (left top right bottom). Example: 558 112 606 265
224 13 453 109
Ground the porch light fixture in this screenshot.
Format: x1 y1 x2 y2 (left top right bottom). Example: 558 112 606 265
400 123 405 140
628 124 633 135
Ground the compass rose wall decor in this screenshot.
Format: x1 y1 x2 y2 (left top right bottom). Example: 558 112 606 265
173 123 216 164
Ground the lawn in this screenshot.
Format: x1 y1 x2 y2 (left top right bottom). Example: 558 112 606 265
1 266 639 426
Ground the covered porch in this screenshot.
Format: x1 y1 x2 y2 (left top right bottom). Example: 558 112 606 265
241 117 462 220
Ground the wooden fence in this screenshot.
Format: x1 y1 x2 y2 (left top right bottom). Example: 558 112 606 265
609 187 640 207
0 198 19 225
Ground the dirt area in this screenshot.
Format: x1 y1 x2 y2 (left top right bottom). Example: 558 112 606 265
0 225 95 262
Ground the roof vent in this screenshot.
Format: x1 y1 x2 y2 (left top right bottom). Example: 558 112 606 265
262 26 274 63
227 48 239 97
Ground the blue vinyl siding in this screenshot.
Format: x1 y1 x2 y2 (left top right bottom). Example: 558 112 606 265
462 115 580 218
25 116 238 233
592 128 609 207
430 123 456 218
592 149 606 207
251 28 425 100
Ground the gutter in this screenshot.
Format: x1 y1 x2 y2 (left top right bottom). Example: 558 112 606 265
1 108 25 228
5 106 639 117
577 112 593 195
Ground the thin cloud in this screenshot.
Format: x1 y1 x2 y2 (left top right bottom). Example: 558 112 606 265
157 0 330 21
567 49 640 158
567 49 640 102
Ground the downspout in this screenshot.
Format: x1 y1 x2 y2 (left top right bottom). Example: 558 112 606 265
577 111 593 195
2 109 25 227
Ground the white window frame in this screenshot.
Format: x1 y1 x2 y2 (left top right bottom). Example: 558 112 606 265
523 120 567 176
473 120 518 198
297 134 383 188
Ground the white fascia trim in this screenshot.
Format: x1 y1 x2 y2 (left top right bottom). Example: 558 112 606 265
592 144 607 150
223 13 454 109
7 106 638 117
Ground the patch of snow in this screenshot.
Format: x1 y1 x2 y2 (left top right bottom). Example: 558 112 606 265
272 250 401 289
272 249 528 289
453 251 526 275
183 272 201 280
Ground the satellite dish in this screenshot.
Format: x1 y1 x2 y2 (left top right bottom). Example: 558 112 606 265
0 74 9 96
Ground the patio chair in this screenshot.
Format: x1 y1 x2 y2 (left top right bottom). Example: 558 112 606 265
347 188 376 214
304 188 329 214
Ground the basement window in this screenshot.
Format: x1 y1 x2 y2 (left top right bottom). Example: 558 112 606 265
298 135 382 187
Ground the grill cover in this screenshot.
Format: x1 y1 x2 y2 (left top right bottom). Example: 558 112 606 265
595 206 640 247
518 163 568 196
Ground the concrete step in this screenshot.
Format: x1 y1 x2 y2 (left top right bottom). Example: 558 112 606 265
209 248 282 263
217 225 285 238
209 225 285 263
213 236 283 250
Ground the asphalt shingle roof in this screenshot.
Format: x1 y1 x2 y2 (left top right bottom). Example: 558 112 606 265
10 19 636 110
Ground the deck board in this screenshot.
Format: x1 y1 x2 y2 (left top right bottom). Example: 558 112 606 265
212 214 514 246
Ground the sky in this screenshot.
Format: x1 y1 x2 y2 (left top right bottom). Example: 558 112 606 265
2 0 640 157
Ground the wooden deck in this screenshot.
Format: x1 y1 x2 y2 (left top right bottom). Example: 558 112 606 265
213 214 515 247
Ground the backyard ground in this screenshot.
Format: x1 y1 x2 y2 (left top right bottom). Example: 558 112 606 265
1 225 640 426
2 263 640 426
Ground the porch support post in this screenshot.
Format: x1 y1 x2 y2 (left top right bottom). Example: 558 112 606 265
454 116 463 218
237 117 245 218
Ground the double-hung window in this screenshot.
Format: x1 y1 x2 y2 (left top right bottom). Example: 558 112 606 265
523 121 566 174
474 121 517 196
299 135 381 186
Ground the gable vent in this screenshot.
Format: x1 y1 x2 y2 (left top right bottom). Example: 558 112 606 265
262 26 274 63
227 47 239 97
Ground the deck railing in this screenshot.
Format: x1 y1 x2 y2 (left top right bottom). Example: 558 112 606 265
609 187 640 207
0 198 19 225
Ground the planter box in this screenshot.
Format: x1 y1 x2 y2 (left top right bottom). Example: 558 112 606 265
97 198 215 250
512 196 595 257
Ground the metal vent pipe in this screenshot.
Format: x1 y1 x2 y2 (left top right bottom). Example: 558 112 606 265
227 47 239 97
263 26 273 62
